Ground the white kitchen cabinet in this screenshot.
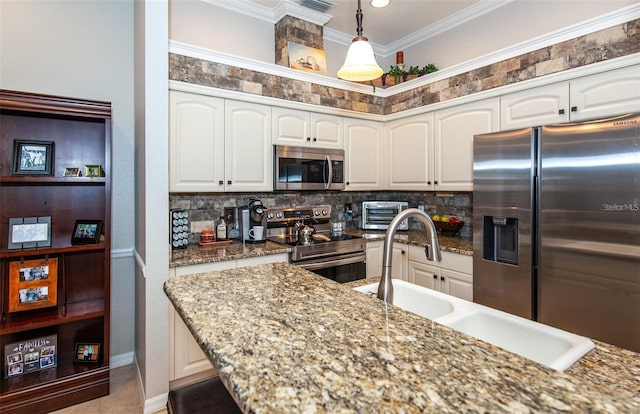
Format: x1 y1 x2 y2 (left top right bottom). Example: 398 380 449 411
434 97 500 191
408 246 473 301
344 118 384 191
272 107 344 149
169 91 272 192
366 240 383 279
170 254 288 384
224 100 273 191
365 240 408 280
500 83 569 129
500 65 640 129
386 113 434 190
169 90 225 192
569 65 640 122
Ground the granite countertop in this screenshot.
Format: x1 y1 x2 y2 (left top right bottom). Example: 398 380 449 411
170 231 472 268
164 262 640 413
170 240 291 268
346 229 473 256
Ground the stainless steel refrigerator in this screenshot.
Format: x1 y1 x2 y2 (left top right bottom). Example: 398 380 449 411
473 113 640 352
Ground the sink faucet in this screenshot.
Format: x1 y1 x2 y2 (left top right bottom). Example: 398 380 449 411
377 208 442 304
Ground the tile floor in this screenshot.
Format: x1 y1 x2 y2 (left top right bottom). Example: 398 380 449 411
51 364 167 414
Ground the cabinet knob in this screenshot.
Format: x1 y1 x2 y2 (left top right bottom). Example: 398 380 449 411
227 180 232 185
401 250 405 255
427 181 431 185
307 137 311 141
571 106 578 112
440 276 445 281
434 181 438 185
433 275 437 279
346 182 350 185
218 180 224 185
558 109 565 115
313 137 317 142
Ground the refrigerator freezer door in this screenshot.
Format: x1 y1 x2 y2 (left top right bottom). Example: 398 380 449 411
539 114 640 352
473 128 535 318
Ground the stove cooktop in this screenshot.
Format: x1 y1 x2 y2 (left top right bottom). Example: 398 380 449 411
270 233 361 247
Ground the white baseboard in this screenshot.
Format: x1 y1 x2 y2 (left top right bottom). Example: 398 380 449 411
110 352 135 369
133 356 169 414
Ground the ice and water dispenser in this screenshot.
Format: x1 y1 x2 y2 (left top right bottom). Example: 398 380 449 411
482 216 518 265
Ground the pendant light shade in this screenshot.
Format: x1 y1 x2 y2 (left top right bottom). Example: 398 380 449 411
337 36 384 82
337 0 383 82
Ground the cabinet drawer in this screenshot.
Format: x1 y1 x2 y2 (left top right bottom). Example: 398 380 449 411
409 245 472 274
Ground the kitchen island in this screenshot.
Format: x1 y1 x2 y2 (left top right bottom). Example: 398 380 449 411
164 262 640 413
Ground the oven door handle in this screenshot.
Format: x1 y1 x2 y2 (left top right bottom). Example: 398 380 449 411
323 155 333 190
297 253 365 271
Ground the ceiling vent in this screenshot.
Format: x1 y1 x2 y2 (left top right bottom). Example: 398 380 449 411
299 0 333 13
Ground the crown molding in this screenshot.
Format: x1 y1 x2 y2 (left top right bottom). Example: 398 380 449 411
170 4 640 99
201 0 274 22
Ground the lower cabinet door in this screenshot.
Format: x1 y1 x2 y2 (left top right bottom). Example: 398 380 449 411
170 307 215 382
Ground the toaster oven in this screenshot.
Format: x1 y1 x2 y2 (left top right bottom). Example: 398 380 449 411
362 201 409 230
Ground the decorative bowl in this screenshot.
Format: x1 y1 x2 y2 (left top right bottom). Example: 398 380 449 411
434 220 464 235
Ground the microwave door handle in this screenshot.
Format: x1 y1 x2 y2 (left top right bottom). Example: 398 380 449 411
324 155 333 189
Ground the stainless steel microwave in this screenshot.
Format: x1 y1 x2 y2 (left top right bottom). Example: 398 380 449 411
274 145 345 191
362 201 409 230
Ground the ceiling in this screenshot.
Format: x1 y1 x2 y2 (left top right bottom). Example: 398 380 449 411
246 0 502 48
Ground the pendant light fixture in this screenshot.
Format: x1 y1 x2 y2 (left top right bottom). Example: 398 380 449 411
337 0 384 82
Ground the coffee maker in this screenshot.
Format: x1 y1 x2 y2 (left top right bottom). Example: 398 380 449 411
239 196 267 243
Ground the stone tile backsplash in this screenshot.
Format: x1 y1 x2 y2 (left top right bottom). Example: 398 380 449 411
170 191 473 243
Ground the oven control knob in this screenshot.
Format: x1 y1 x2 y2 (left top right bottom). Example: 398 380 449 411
267 212 273 219
276 212 282 219
322 210 327 216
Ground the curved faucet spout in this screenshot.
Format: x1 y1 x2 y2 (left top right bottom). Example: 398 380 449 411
377 208 442 304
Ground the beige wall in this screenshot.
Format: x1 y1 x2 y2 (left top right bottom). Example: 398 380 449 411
0 0 136 364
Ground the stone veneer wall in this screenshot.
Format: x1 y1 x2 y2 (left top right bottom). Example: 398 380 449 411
169 19 639 115
275 15 324 68
170 191 473 242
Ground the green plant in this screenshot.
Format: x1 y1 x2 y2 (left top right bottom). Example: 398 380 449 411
408 65 420 75
422 64 438 74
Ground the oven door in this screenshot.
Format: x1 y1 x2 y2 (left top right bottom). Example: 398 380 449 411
295 252 366 283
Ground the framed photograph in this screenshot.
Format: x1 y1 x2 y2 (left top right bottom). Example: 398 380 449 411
8 258 58 313
5 335 57 377
12 140 54 176
288 42 328 75
74 343 101 363
84 164 103 178
8 216 51 249
71 219 103 245
63 167 81 177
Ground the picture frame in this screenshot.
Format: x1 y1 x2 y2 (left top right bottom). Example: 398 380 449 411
74 343 101 363
5 335 57 377
84 164 103 178
71 219 103 245
8 258 58 313
63 167 81 177
8 216 51 249
288 42 328 75
12 140 54 176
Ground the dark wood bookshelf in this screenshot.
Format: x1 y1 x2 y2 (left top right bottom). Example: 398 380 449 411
0 89 111 413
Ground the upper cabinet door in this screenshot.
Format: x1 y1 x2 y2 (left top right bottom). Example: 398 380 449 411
386 113 434 191
310 113 344 149
225 100 273 192
500 83 570 130
569 65 640 122
169 91 225 192
434 98 500 192
272 107 344 149
271 107 310 147
344 118 384 191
